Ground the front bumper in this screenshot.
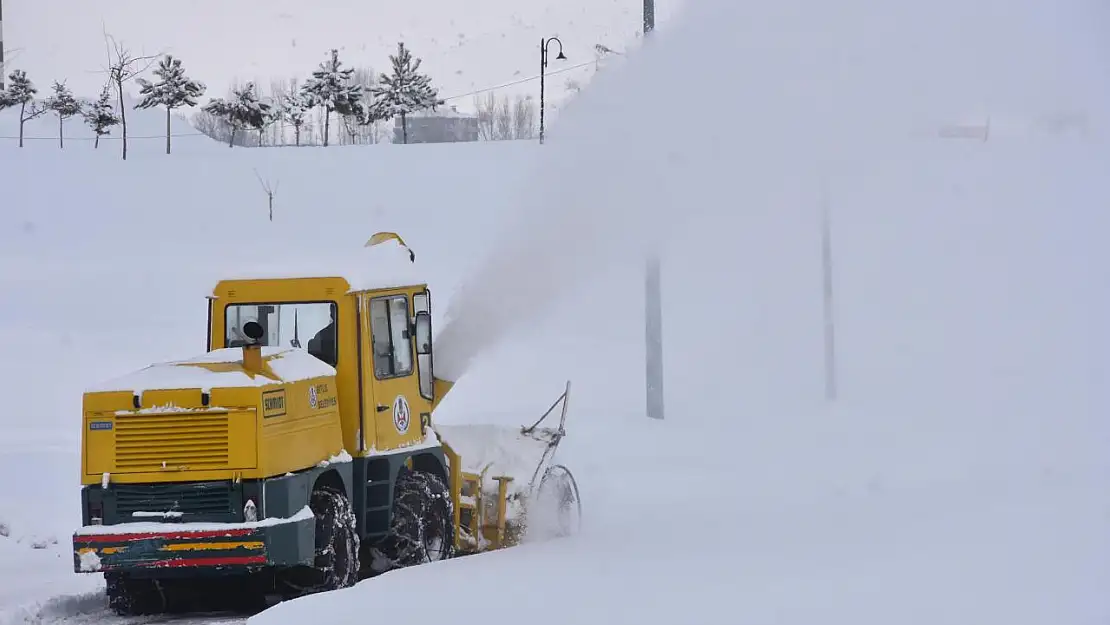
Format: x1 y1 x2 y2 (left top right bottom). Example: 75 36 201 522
72 506 314 574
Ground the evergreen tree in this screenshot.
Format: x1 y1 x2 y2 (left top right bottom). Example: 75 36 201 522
46 81 84 149
0 70 48 148
280 92 310 146
368 42 443 144
300 49 364 147
202 82 272 147
83 85 121 149
134 54 206 154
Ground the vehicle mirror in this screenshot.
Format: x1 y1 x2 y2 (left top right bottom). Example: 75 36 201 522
414 311 432 355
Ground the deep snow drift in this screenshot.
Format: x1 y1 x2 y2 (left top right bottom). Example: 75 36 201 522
1 0 1109 623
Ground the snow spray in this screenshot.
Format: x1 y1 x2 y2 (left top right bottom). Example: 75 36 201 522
431 0 1109 383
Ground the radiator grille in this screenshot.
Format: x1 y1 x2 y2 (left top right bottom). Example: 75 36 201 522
114 413 230 472
113 481 235 519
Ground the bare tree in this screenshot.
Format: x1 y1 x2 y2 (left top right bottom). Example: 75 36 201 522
254 169 278 221
474 92 497 141
268 77 289 146
512 94 537 139
102 32 160 160
192 108 237 146
473 92 537 141
494 96 513 140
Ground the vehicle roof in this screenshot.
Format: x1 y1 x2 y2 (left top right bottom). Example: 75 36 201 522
211 240 427 295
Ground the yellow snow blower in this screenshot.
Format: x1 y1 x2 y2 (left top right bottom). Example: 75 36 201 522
71 232 581 616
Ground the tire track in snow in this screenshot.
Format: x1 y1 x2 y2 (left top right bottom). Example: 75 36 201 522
0 589 249 625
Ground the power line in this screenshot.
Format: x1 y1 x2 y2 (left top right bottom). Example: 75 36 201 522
442 59 596 102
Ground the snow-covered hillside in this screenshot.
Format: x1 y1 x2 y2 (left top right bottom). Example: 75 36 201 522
2 0 1110 623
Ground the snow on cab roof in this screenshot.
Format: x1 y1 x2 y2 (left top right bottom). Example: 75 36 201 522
86 346 336 395
217 236 425 293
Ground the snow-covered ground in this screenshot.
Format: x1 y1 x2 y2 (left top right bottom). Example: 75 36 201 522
3 0 1110 623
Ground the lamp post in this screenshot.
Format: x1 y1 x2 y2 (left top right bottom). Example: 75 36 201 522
539 36 566 145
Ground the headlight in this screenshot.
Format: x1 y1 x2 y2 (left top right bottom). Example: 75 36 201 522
244 499 258 522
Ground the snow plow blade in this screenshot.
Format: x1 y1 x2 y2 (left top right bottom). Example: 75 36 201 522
72 507 314 573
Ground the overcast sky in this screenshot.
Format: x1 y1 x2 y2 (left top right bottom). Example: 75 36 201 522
4 0 682 107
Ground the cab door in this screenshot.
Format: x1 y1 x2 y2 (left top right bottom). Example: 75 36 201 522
359 291 425 452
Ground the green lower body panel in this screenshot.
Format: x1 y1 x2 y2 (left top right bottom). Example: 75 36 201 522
72 507 314 574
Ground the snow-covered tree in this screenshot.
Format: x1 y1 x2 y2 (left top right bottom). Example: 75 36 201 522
134 55 206 154
0 70 48 148
300 49 364 147
202 82 272 147
46 81 84 149
368 42 443 144
280 91 310 146
83 85 121 149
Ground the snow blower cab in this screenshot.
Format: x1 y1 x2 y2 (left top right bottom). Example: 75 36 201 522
72 232 581 616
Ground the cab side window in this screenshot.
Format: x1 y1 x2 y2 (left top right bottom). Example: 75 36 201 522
369 295 413 379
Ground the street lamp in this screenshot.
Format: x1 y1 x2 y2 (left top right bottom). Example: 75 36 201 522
539 36 566 144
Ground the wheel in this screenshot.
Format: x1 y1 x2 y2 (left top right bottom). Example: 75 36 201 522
310 486 360 590
372 467 455 572
280 486 359 595
528 464 582 540
105 572 166 616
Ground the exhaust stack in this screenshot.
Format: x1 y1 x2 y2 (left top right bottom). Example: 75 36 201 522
241 321 265 374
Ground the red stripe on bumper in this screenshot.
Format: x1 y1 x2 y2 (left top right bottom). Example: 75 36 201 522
74 529 257 543
143 555 268 568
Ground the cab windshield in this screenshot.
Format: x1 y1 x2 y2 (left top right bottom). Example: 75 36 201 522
225 302 338 366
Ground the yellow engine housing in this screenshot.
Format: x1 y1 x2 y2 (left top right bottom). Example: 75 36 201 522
81 347 344 486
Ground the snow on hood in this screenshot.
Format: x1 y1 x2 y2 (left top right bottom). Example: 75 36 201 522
86 346 335 394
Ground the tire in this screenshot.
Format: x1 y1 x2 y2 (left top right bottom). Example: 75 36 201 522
372 467 455 571
308 486 360 591
105 572 166 616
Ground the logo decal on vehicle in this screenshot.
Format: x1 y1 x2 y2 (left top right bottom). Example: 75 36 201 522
263 389 287 418
393 395 411 434
308 385 318 409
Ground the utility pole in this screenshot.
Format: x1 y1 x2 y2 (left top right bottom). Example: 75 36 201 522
643 0 665 421
1 0 6 91
820 185 837 402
